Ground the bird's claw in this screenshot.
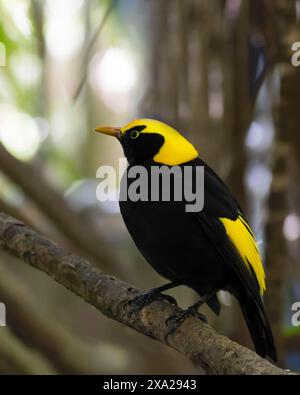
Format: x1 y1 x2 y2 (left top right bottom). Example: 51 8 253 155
164 307 207 341
125 291 177 317
159 293 177 306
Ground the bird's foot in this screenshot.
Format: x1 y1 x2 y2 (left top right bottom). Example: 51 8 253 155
165 305 207 341
125 290 177 317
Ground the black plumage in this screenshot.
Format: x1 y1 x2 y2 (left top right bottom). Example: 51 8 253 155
96 119 277 361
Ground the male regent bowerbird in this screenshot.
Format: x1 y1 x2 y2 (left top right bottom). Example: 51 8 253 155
95 118 277 361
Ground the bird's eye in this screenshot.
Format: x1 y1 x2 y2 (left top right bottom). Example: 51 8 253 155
130 130 140 139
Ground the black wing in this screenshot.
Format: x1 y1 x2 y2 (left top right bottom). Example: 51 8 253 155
192 158 276 360
191 157 264 296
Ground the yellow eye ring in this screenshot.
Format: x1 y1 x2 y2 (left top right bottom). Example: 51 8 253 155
130 130 140 139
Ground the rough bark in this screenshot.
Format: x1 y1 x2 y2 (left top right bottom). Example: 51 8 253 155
0 212 292 375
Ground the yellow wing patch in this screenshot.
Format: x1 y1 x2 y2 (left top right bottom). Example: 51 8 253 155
220 215 266 294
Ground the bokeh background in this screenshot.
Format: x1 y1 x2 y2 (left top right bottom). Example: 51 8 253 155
0 0 300 374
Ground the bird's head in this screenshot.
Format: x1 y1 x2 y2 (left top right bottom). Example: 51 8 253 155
94 118 198 165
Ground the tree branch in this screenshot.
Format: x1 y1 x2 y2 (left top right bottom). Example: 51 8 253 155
0 212 292 375
73 0 118 101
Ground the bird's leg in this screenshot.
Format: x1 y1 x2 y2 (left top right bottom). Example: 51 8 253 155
165 291 216 341
125 281 181 316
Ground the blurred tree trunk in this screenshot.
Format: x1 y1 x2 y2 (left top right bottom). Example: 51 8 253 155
142 0 253 200
264 0 300 365
0 326 57 374
224 0 250 207
0 264 115 374
0 144 122 274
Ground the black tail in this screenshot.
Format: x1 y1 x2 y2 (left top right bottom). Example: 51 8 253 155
239 291 277 362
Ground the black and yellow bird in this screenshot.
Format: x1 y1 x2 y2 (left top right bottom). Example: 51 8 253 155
95 118 277 361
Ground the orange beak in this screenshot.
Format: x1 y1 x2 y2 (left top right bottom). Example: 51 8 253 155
94 125 122 138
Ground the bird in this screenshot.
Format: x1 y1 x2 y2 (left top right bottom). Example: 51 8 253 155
94 118 277 361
